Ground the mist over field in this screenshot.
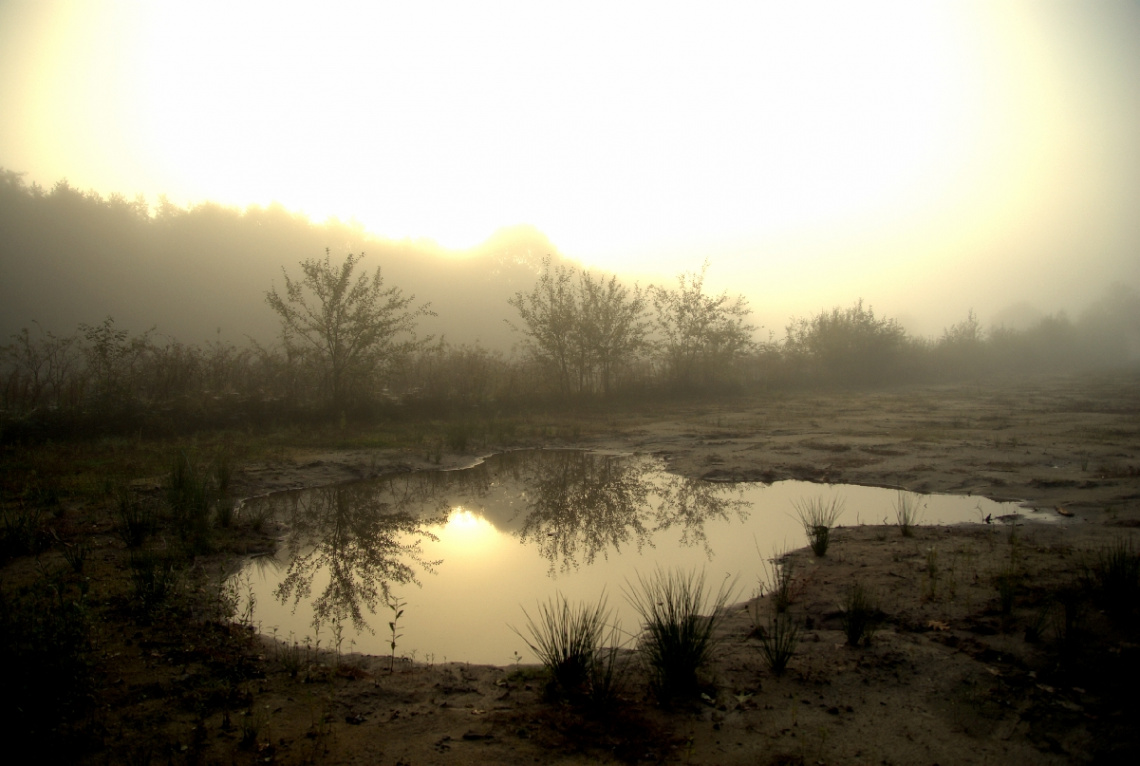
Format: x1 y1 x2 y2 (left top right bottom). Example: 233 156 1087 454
2 170 1138 360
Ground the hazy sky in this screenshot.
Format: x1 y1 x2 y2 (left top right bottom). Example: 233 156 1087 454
2 0 1138 336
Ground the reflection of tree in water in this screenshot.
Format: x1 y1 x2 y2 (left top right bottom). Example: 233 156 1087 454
510 451 749 573
273 477 447 634
653 476 749 555
515 451 653 573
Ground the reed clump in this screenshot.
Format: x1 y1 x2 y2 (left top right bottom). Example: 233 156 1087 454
794 496 844 556
625 568 736 702
893 491 924 537
514 593 623 704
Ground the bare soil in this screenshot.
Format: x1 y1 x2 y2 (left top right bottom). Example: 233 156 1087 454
11 373 1140 764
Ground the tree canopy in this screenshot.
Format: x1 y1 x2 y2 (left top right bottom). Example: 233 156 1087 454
265 250 432 409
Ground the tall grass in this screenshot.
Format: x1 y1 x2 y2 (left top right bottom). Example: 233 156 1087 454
793 496 844 556
1093 537 1140 621
113 489 156 548
625 568 736 701
167 450 215 547
514 593 618 702
755 612 798 675
842 582 881 647
893 491 924 537
758 545 795 613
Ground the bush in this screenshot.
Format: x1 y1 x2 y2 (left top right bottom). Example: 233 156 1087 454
514 593 620 703
625 568 736 701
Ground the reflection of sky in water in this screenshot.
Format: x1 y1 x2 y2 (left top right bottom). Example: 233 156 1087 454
236 450 1041 665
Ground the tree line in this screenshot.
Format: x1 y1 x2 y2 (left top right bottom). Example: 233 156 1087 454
3 246 1138 441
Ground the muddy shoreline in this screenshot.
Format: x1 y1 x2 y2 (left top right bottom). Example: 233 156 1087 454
10 373 1127 764
187 373 1140 765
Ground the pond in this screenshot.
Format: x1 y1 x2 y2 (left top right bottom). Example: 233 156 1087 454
232 449 1041 666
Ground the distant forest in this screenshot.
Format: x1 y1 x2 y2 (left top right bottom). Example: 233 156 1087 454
2 167 1139 440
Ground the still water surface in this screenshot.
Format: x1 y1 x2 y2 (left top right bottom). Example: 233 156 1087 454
234 449 1036 665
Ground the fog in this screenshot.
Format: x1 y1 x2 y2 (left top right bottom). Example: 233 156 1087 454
1 170 1139 365
2 170 1140 360
2 2 1139 352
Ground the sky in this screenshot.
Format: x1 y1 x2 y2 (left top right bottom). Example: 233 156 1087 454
1 0 1138 337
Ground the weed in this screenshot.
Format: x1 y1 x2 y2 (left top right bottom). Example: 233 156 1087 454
281 637 304 678
514 592 613 701
386 592 406 673
924 547 939 600
239 704 268 750
0 505 49 560
893 491 924 537
112 489 156 548
755 611 799 676
128 549 178 612
625 568 737 702
167 449 215 547
994 564 1020 631
60 538 88 574
1093 536 1140 622
841 582 881 647
589 621 631 709
1053 581 1088 659
794 495 844 557
758 545 795 613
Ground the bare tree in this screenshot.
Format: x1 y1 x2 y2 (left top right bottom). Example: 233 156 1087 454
265 250 432 409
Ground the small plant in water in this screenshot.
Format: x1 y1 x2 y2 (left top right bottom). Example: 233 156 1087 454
793 496 844 557
893 491 923 537
841 582 881 647
625 568 737 702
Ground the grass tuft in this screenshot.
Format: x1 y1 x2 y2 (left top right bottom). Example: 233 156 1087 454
758 546 795 613
893 491 924 537
514 592 619 703
794 495 844 557
1093 537 1140 622
625 568 736 702
842 582 881 647
754 611 798 676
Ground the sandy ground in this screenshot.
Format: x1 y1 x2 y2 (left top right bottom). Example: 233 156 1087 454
90 374 1140 764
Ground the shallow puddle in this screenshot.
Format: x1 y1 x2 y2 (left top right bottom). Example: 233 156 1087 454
233 449 1046 665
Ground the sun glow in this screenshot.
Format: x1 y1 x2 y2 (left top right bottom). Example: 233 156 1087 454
438 508 499 553
6 2 986 253
3 1 1135 329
